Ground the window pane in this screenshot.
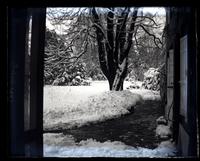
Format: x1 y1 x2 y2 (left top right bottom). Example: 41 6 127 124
24 15 32 131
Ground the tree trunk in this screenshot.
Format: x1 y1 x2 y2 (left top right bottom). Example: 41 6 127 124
107 57 128 91
91 7 138 91
108 74 124 91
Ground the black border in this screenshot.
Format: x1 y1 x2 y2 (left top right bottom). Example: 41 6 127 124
1 0 200 7
1 0 199 160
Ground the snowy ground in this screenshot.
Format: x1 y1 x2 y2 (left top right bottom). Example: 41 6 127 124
129 89 160 101
44 90 142 130
43 81 159 131
43 80 174 157
44 133 177 158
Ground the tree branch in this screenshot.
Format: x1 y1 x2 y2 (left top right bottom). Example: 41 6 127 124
139 24 163 48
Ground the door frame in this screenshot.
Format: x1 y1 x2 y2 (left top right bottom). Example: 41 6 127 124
8 8 46 157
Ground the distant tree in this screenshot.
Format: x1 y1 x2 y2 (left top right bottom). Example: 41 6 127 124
128 12 166 81
44 28 88 85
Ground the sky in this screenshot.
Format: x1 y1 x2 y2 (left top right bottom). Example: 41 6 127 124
140 7 166 15
46 7 166 34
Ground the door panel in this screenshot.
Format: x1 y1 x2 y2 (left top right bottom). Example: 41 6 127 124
166 49 174 125
9 8 46 157
180 35 188 122
24 8 46 157
9 8 27 156
24 13 32 131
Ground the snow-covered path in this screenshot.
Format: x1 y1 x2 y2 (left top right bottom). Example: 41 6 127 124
43 81 177 157
44 100 177 157
45 100 163 148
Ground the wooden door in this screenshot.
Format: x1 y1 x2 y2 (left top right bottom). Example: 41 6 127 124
24 8 46 157
8 8 46 157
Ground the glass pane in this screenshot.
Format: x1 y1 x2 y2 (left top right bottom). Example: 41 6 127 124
24 15 32 131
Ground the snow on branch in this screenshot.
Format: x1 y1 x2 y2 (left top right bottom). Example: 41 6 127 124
139 24 163 49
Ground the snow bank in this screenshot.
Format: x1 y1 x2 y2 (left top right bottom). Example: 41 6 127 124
44 133 76 146
43 81 109 112
155 116 172 140
44 90 143 131
156 124 172 139
44 133 177 158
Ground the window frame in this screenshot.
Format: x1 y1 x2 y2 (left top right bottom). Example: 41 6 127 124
8 8 46 157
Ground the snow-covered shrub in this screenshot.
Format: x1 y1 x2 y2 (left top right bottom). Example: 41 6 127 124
80 78 92 86
156 116 167 125
89 69 107 81
44 29 91 86
156 124 172 139
126 81 141 89
125 70 137 82
141 68 160 91
50 62 91 86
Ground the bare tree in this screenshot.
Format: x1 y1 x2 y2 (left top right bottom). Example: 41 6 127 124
45 7 164 90
90 8 164 90
127 12 166 80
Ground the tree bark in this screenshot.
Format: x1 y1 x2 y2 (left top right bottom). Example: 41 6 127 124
111 57 128 90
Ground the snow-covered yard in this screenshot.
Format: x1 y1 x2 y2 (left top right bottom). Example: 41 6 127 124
43 81 159 131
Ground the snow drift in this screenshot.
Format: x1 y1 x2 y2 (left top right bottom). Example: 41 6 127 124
43 133 177 158
130 89 160 101
44 90 143 131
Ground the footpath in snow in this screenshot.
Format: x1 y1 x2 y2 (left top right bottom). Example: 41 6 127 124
43 81 177 157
